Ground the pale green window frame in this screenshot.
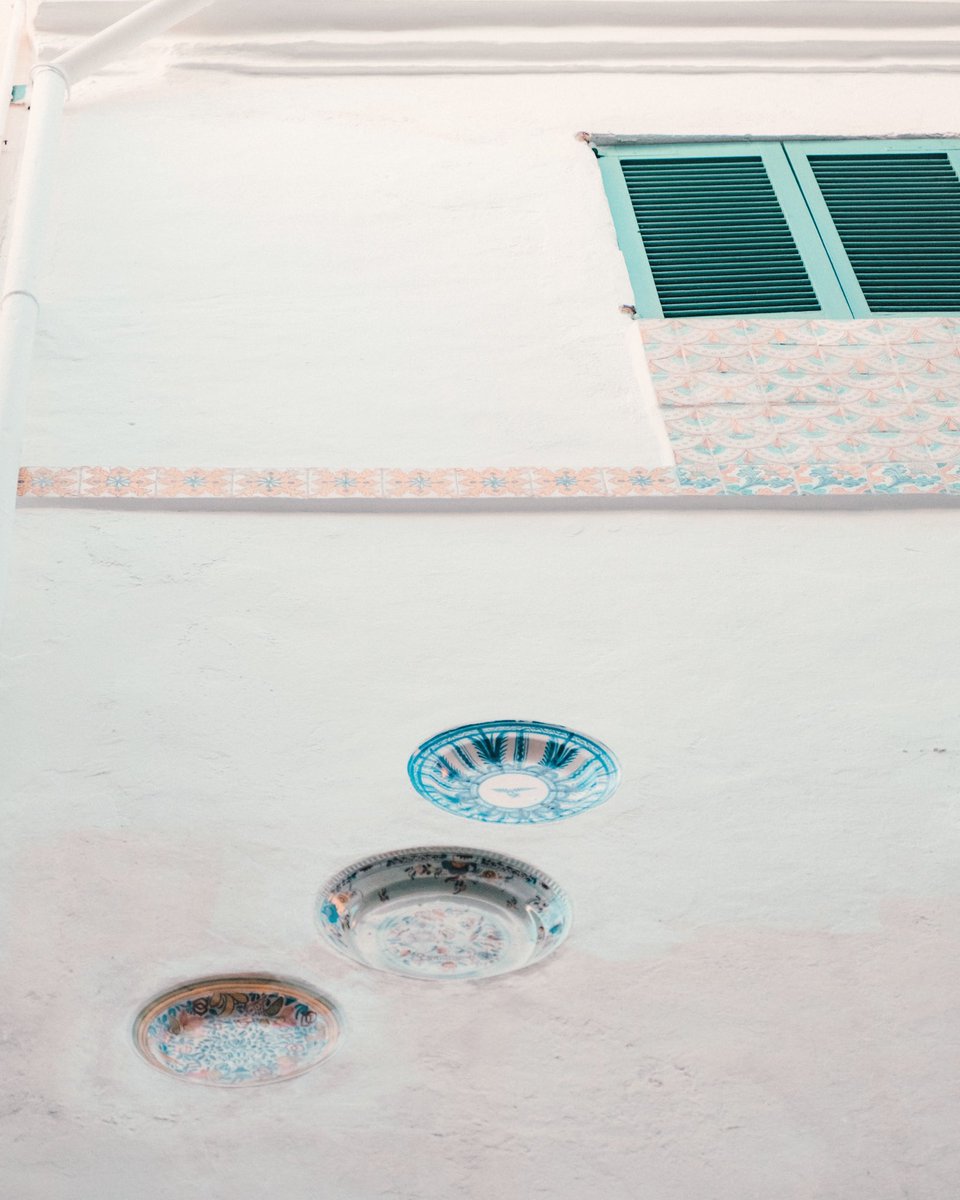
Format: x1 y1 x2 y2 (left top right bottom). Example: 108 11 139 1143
597 138 960 319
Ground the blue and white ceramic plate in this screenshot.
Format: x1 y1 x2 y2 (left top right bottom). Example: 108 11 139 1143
317 847 571 981
134 975 343 1086
408 720 620 824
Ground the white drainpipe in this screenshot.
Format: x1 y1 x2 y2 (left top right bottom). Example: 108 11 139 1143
0 0 221 636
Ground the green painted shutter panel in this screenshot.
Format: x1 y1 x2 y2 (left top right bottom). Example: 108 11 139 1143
598 143 849 318
785 140 960 316
617 154 820 317
805 153 960 313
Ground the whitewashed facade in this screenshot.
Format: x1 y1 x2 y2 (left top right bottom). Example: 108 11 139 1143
1 3 959 1197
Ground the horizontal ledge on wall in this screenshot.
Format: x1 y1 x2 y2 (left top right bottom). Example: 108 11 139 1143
34 0 960 38
15 495 960 513
34 4 960 75
588 131 960 145
111 40 960 76
164 56 960 77
16 465 960 505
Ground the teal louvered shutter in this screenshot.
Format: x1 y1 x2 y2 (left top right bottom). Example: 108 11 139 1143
597 142 850 318
785 140 960 317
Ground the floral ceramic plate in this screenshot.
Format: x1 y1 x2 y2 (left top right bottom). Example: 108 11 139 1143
408 720 620 824
134 975 343 1086
317 847 571 981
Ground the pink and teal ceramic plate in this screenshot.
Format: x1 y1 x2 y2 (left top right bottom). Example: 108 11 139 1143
317 846 571 981
134 975 342 1086
408 720 620 824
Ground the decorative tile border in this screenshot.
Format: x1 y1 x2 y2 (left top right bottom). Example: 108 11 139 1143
16 464 960 501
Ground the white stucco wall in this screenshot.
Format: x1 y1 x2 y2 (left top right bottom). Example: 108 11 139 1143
2 504 959 1199
1 9 960 1198
20 66 960 469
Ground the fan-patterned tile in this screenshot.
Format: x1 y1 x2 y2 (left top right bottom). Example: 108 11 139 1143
882 317 960 344
645 354 687 383
663 410 705 435
900 383 959 407
767 320 822 345
736 443 786 465
838 383 910 412
691 407 772 440
884 405 943 432
677 435 753 465
680 349 756 375
664 432 706 461
764 403 818 431
923 439 960 463
653 383 702 407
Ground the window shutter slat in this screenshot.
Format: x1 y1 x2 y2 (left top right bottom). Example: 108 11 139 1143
598 142 851 318
618 155 819 318
785 142 960 316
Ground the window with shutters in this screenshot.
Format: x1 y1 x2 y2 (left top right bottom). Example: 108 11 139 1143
596 138 960 318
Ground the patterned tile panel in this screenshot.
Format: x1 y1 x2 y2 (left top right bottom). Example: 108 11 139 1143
639 317 960 471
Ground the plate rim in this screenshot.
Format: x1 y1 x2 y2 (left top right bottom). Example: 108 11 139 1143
132 972 344 1087
315 845 573 979
406 719 621 823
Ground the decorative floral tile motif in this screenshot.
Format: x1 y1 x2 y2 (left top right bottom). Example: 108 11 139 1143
456 468 532 498
603 467 677 495
384 469 455 498
309 468 382 498
81 467 157 497
236 469 307 497
158 468 231 497
795 464 870 494
531 468 604 497
865 464 944 494
16 464 960 500
675 466 724 494
18 467 81 497
719 464 797 495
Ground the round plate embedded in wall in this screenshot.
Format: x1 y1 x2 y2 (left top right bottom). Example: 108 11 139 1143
317 846 571 981
408 719 620 824
134 975 343 1086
